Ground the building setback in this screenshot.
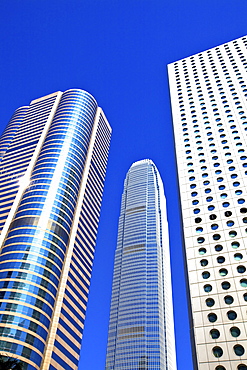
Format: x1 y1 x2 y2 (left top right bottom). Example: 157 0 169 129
105 159 177 370
168 36 247 369
0 89 111 370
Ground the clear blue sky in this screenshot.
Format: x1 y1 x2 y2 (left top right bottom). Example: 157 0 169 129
0 1 247 369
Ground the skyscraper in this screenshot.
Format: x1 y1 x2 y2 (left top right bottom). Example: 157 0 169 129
105 159 177 370
168 36 247 369
0 89 111 370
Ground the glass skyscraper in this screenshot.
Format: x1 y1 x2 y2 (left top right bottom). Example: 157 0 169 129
105 159 177 370
0 89 111 370
168 36 247 369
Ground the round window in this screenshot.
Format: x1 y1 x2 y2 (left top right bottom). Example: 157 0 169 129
212 346 223 358
224 295 233 304
206 298 215 307
227 310 237 320
234 344 245 356
230 327 240 337
219 268 228 276
210 329 220 339
234 253 243 261
237 365 247 370
213 234 221 241
240 279 247 288
202 271 210 279
222 281 230 290
232 241 240 249
197 237 205 244
208 313 217 323
237 265 246 274
204 284 212 292
217 256 225 264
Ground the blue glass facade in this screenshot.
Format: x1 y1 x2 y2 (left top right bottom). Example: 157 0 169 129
0 90 111 370
105 160 176 370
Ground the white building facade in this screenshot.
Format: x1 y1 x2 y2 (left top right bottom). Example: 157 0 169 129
168 36 247 370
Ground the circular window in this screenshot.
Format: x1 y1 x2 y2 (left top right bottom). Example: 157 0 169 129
195 217 202 223
232 241 240 249
233 181 240 187
224 295 233 304
242 217 247 223
208 313 217 322
204 284 212 292
215 366 226 370
237 365 247 370
210 329 220 339
244 293 247 301
219 185 225 190
227 310 237 320
238 199 245 204
230 327 240 337
213 234 221 241
240 279 247 288
202 173 208 178
234 344 245 356
236 190 243 195
217 177 223 182
219 268 228 276
191 192 197 197
203 180 210 185
206 298 215 307
217 256 225 264
221 193 227 199
192 200 199 205
229 230 237 237
215 245 223 252
197 237 205 244
240 207 247 213
189 176 195 181
200 259 208 266
212 346 223 357
207 196 213 202
231 174 238 179
222 281 230 290
225 211 232 217
208 205 215 211
209 214 217 220
234 253 243 261
211 224 218 230
237 265 246 274
194 208 200 214
227 220 234 227
199 248 206 255
202 271 210 279
196 227 203 233
205 188 211 193
223 202 230 207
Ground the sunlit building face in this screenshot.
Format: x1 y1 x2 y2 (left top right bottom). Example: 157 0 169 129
105 159 177 370
168 36 247 370
0 89 111 370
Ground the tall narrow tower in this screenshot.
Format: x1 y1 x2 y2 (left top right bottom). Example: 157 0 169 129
105 159 177 370
168 35 247 369
0 89 111 370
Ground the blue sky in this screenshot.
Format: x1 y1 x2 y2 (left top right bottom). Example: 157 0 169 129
0 1 247 369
